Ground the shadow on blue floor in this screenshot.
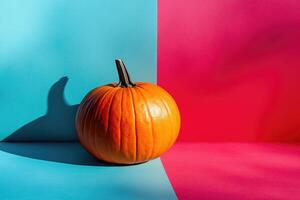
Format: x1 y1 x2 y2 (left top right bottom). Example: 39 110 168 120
0 142 115 166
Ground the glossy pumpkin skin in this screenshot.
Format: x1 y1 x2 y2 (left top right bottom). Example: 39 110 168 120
76 61 180 164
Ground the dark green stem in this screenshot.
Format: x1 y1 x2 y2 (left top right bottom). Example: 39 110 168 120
115 59 135 87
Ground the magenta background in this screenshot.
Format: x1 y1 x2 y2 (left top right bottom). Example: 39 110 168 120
158 1 300 199
158 0 300 142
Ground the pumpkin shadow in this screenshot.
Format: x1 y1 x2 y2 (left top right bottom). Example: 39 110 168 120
3 76 78 142
0 76 122 166
0 142 115 166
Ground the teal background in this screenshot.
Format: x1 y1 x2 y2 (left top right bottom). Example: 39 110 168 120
0 0 157 141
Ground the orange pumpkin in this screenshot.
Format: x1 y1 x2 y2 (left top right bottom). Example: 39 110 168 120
76 59 180 164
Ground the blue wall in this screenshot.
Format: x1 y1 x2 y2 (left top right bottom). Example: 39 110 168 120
0 0 157 141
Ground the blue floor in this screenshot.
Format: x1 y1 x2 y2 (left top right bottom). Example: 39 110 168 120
0 142 177 200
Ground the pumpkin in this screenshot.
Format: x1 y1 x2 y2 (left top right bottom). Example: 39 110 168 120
76 59 180 164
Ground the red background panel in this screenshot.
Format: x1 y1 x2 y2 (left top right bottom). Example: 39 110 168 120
158 0 300 142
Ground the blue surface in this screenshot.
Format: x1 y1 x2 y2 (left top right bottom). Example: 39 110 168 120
0 142 177 200
0 0 157 141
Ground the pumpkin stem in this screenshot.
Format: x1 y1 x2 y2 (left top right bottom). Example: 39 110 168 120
115 59 135 87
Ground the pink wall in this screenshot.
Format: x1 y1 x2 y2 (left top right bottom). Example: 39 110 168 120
158 0 300 142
